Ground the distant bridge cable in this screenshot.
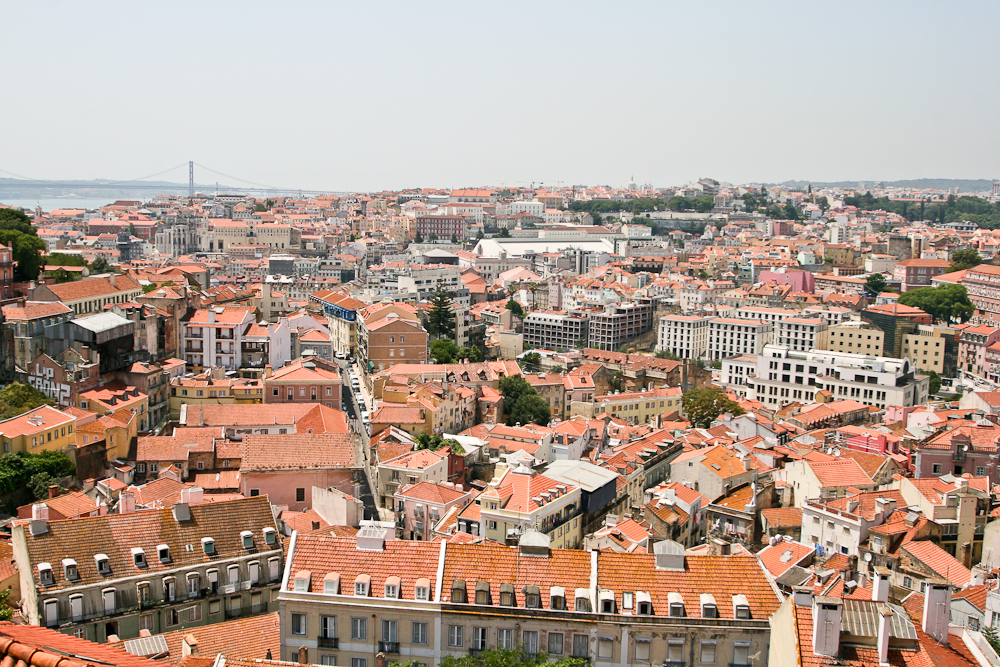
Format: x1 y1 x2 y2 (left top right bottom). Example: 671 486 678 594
0 168 41 181
193 162 284 191
111 163 191 184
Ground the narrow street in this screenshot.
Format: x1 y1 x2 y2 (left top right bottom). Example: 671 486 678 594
334 358 380 521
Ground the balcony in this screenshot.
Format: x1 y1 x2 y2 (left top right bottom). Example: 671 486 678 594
378 642 399 654
317 636 339 649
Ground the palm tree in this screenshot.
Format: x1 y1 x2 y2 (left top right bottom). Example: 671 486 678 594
527 282 539 311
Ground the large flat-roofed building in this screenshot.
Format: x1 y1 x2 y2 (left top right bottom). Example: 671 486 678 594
279 528 780 667
775 317 827 352
587 299 654 351
723 344 929 410
656 314 712 360
707 318 773 361
817 321 885 356
523 310 589 351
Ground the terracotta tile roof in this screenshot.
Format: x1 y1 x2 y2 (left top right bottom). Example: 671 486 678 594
137 436 215 463
0 622 162 667
36 491 100 520
397 481 468 505
952 584 988 612
498 471 578 513
280 509 331 535
901 540 972 586
756 540 815 578
18 496 280 592
1 301 72 320
118 612 279 664
381 449 445 470
47 275 140 302
0 405 75 439
760 506 803 529
371 405 425 424
598 552 781 619
807 458 875 488
182 404 318 428
190 470 240 490
241 433 356 471
294 404 349 435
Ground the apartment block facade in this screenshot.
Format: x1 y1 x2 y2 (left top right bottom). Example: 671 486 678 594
523 311 588 351
656 315 712 360
707 318 773 361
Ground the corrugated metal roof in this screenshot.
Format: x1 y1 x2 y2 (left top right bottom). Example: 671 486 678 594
841 599 917 640
122 634 168 658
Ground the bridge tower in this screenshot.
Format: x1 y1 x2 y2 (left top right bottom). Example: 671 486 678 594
188 161 194 197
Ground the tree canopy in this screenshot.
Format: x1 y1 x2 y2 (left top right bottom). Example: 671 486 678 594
681 387 744 428
0 209 36 235
393 648 589 667
499 375 551 426
897 283 975 324
949 248 982 272
505 299 525 319
0 382 54 421
426 281 455 340
430 339 460 364
864 273 886 295
844 192 1000 228
0 451 75 497
414 433 465 455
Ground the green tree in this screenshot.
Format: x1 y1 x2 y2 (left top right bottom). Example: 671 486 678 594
509 393 551 426
30 472 58 500
655 350 681 360
741 193 759 211
708 359 721 370
0 451 75 496
45 253 87 267
984 625 1000 655
0 382 54 421
505 299 525 319
89 256 111 274
681 387 744 428
254 203 267 212
526 282 540 311
450 234 458 244
697 270 709 280
897 284 975 324
498 228 511 238
865 273 887 295
0 589 12 621
521 352 542 373
414 433 465 454
949 248 982 272
127 222 137 237
458 345 483 363
0 230 46 281
394 647 589 667
430 339 460 364
427 280 456 340
429 233 439 241
666 196 693 211
414 232 424 243
692 195 715 213
0 209 36 235
927 370 942 395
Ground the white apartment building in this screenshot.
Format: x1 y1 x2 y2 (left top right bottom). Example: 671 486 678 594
723 344 930 410
775 317 827 352
735 307 801 324
656 315 712 360
802 306 852 326
707 318 773 361
182 306 256 371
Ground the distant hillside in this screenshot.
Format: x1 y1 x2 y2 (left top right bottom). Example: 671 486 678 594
778 178 996 192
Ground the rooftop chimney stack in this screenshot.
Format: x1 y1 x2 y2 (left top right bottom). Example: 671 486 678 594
811 596 843 658
922 582 951 644
877 608 892 666
872 566 890 603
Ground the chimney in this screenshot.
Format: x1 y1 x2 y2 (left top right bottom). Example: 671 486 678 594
811 596 843 657
182 634 199 657
108 274 116 287
209 309 216 323
48 485 60 499
82 478 95 492
792 587 813 607
31 503 49 521
120 492 136 514
265 364 273 379
877 608 892 666
872 566 890 603
298 646 308 665
971 565 986 587
922 582 952 645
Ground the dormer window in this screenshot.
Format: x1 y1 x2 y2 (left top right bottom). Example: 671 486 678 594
523 585 540 609
354 574 370 597
622 592 634 610
158 544 170 563
384 576 400 599
636 591 652 615
294 571 311 592
500 583 515 607
38 563 53 586
241 531 254 549
263 527 276 545
475 581 491 605
94 554 110 575
451 580 467 603
201 537 215 555
415 577 430 601
668 592 685 617
132 547 147 568
550 586 566 610
574 588 591 612
700 593 718 618
599 589 615 614
733 594 751 619
62 559 78 581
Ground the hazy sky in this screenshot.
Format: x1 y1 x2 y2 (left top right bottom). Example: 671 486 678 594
3 1 999 192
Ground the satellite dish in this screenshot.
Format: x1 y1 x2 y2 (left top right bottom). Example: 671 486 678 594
864 552 873 562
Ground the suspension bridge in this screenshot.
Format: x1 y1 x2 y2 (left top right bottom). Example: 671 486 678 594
0 162 350 198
